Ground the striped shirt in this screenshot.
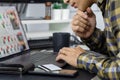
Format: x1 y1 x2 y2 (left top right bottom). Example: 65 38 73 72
77 0 120 79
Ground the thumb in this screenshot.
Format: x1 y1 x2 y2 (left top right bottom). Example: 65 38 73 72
86 7 94 17
56 54 66 61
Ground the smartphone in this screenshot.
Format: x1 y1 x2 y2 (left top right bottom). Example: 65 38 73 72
28 67 78 77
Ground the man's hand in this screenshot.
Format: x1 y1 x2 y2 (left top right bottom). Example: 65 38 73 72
63 0 96 39
72 8 96 39
56 46 85 67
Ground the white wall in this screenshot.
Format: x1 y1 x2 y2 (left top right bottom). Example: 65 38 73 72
25 4 49 32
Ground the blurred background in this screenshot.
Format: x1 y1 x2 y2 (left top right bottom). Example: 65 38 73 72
0 0 105 49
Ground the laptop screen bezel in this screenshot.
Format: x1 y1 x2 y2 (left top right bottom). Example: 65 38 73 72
0 6 30 59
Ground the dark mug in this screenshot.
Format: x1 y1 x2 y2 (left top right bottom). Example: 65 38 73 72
53 32 70 52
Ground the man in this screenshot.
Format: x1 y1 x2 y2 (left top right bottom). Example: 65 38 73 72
56 0 120 79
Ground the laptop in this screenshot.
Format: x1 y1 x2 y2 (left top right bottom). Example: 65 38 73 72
0 6 65 68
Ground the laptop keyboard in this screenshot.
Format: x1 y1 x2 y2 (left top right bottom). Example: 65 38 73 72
1 50 65 68
30 52 57 65
30 52 56 63
29 51 66 67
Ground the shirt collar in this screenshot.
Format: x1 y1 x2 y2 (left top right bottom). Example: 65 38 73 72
97 0 104 4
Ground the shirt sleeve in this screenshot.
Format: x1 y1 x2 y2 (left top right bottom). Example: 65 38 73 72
78 0 120 80
77 51 120 79
81 28 108 55
110 0 120 52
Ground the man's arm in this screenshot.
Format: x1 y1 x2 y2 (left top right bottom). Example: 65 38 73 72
81 28 108 55
77 51 120 79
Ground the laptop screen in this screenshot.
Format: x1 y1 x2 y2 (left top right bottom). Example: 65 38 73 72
0 6 29 58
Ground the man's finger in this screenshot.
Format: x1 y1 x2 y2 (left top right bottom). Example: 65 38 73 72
77 10 88 19
59 47 75 56
56 54 66 61
86 7 94 17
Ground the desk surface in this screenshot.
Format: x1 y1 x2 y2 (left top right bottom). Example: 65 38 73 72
0 48 95 80
0 69 96 80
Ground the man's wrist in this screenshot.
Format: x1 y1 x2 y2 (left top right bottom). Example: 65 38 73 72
81 28 97 42
77 51 88 68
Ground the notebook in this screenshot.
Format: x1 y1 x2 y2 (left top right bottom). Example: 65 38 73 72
0 6 65 68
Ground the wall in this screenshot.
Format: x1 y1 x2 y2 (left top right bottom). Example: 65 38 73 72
25 4 49 32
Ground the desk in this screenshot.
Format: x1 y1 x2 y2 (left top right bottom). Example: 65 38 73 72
0 67 96 80
0 47 95 80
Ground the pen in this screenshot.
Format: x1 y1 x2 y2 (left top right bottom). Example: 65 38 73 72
37 65 51 72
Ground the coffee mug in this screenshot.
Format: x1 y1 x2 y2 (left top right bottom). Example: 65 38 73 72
52 32 70 52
